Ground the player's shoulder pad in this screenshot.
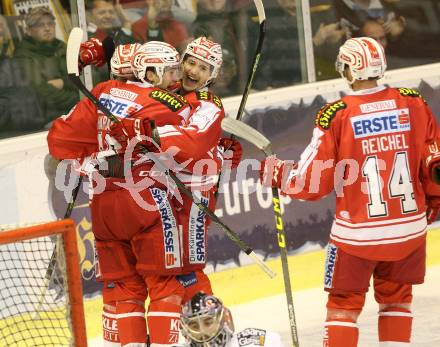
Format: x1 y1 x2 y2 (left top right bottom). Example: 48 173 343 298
149 88 188 112
397 87 427 104
315 99 347 130
195 90 223 109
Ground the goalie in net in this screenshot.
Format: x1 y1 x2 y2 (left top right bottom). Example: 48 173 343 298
0 220 87 347
179 292 284 347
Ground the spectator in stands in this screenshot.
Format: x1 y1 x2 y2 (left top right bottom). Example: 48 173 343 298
87 0 135 43
312 23 347 80
334 0 406 41
13 7 78 129
0 14 43 138
116 0 147 23
170 0 197 26
87 0 136 83
191 0 246 96
0 15 13 59
117 0 196 27
246 0 302 90
131 0 189 52
359 19 387 48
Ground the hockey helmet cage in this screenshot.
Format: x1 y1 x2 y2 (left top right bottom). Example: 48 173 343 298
181 292 234 347
335 37 387 84
183 37 223 84
111 43 141 79
131 41 180 85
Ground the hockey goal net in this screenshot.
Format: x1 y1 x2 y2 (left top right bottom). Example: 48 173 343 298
0 219 87 347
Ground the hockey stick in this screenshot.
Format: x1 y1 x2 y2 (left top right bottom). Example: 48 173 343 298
221 117 300 347
45 175 83 277
59 27 275 278
66 28 121 123
234 0 266 125
215 0 265 197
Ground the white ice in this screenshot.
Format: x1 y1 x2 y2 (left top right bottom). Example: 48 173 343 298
88 265 440 347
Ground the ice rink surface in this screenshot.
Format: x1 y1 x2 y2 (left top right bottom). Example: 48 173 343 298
231 265 440 347
89 264 440 347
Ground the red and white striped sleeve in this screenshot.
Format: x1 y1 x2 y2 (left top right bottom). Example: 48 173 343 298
156 98 225 163
282 104 341 201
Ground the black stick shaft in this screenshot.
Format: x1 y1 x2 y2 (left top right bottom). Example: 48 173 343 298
216 6 266 197
46 175 83 279
235 19 266 124
272 188 300 346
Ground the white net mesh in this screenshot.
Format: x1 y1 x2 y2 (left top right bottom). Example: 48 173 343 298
0 224 74 346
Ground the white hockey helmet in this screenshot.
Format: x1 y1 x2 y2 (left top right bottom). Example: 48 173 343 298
335 37 387 84
131 41 180 85
110 43 141 79
183 37 223 85
181 292 234 347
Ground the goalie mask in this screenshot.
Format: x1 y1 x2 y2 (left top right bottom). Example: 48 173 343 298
181 292 234 347
182 37 223 86
335 37 387 85
131 41 180 85
111 43 141 79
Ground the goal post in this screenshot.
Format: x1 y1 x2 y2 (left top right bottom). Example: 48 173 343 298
0 219 87 347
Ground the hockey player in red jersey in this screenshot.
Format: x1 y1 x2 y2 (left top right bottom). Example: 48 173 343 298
97 41 143 346
260 37 440 347
179 35 243 251
71 36 241 346
47 40 225 347
142 37 244 347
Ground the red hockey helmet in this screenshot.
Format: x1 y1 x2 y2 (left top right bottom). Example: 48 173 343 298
336 37 387 84
110 43 141 79
131 41 180 85
183 37 223 85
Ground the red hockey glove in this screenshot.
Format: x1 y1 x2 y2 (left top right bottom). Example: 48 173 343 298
219 137 242 169
426 197 440 224
422 137 440 184
79 38 106 70
260 156 286 189
109 118 158 152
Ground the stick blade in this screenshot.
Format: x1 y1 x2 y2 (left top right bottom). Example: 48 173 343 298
221 118 272 155
253 0 266 23
66 27 83 76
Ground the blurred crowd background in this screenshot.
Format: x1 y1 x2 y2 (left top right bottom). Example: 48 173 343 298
0 0 439 138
